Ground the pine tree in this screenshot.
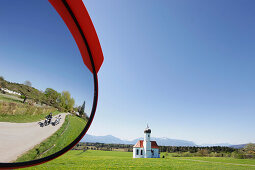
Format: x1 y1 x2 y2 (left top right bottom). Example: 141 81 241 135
79 101 85 116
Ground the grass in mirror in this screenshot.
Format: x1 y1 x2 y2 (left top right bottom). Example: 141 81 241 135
0 0 96 165
0 77 90 163
0 77 89 123
16 115 87 162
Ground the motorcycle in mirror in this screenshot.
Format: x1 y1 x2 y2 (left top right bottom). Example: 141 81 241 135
0 0 103 168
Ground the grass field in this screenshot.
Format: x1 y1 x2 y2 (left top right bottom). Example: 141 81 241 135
0 110 59 123
16 115 87 162
0 93 58 123
0 93 23 103
23 150 255 170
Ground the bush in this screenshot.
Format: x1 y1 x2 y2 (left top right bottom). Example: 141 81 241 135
231 151 245 159
171 153 182 157
181 152 193 157
0 101 56 115
243 154 255 159
198 149 209 157
209 152 217 157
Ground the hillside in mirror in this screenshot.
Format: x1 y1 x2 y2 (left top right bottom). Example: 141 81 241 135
0 0 94 163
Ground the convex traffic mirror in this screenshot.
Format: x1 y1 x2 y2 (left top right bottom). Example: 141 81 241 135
0 0 103 168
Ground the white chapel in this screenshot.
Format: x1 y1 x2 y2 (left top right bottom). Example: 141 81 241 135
133 125 160 158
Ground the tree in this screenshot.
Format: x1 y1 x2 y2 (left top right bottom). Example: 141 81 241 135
17 84 32 103
59 91 75 112
77 106 81 112
198 149 209 156
12 84 41 103
244 143 255 154
69 98 75 111
44 88 61 107
79 101 85 116
24 80 32 87
83 146 87 152
0 76 7 89
73 106 79 112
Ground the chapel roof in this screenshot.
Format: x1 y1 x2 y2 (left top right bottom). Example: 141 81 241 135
133 140 159 149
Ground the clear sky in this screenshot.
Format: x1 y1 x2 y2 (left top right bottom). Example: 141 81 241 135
0 0 94 112
83 0 255 145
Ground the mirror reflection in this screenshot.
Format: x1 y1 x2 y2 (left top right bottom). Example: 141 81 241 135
0 0 94 163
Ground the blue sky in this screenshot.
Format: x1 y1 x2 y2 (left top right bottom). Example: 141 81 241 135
1 0 254 145
0 0 94 112
83 0 255 144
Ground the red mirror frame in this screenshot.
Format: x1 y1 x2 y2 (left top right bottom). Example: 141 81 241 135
0 0 103 169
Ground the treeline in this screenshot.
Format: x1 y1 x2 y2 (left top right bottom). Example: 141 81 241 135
73 142 237 153
0 76 84 114
161 144 255 159
85 143 133 149
73 142 133 152
73 142 255 159
73 142 236 154
159 146 236 153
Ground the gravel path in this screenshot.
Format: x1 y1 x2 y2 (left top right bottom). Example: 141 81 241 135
0 113 68 163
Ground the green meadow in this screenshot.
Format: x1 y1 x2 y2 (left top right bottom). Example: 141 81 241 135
0 93 23 103
0 93 58 123
0 110 59 123
24 150 255 170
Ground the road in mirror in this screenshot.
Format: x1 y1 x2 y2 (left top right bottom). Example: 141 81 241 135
0 0 94 163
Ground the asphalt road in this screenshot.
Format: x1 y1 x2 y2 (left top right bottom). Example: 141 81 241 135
0 113 68 163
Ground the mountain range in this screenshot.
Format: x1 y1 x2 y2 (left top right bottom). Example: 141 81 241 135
81 134 251 148
82 134 208 146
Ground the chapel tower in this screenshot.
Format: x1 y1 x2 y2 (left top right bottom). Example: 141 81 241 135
143 124 151 158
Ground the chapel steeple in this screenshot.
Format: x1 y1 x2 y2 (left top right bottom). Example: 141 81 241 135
144 124 151 133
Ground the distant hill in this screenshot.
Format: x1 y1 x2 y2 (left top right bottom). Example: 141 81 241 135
82 134 196 146
130 137 196 146
81 135 125 144
230 144 248 149
199 143 231 147
81 134 251 148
